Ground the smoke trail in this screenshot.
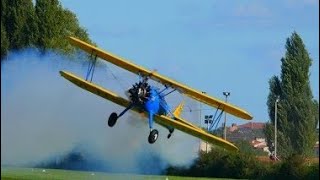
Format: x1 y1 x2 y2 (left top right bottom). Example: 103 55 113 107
1 49 199 174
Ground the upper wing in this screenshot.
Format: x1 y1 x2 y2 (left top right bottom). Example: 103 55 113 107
59 70 238 151
68 36 253 120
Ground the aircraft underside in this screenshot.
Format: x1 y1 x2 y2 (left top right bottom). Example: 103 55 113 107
108 78 175 144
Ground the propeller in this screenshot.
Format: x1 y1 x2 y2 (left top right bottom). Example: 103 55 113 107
128 80 151 105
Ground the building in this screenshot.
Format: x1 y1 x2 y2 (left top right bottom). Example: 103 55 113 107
251 137 270 155
227 122 266 142
199 122 267 153
199 141 212 153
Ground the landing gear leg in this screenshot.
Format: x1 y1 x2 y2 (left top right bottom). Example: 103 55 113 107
147 112 159 144
167 128 174 139
107 103 134 127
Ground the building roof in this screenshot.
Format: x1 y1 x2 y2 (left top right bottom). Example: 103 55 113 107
238 122 265 130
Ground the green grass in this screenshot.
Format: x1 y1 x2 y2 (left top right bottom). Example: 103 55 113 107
1 167 234 180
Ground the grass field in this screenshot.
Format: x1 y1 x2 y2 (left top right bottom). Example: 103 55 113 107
1 167 234 180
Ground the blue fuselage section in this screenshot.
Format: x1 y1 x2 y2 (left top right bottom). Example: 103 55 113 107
144 87 169 115
143 87 170 129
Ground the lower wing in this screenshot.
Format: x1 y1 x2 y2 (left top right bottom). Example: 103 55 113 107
60 70 238 151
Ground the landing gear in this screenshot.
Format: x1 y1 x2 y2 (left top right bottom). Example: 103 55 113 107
108 104 134 128
167 128 174 139
108 112 118 127
148 129 159 144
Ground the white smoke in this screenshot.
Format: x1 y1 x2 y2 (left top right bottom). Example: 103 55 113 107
1 49 200 174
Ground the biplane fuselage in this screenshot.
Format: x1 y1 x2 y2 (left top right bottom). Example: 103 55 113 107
124 81 174 139
143 87 170 129
111 77 176 143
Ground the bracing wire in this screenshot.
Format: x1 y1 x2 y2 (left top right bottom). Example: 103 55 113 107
104 64 129 92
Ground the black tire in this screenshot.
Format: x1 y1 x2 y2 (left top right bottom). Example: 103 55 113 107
148 129 159 144
167 128 174 139
108 112 118 127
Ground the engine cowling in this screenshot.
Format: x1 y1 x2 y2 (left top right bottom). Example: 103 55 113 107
127 81 151 105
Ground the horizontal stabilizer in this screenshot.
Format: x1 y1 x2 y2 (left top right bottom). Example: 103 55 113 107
173 101 184 117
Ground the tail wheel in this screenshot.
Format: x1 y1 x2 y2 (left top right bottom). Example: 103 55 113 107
108 112 118 127
167 128 174 139
148 129 159 144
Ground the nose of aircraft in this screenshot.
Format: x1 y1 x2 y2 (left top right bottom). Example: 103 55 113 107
125 89 131 98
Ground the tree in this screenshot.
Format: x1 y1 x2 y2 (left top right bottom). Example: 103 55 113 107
1 0 7 23
35 0 64 50
3 0 37 49
35 0 92 53
1 22 9 58
1 0 93 59
265 32 318 158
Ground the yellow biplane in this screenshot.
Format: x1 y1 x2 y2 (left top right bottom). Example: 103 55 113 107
60 37 253 151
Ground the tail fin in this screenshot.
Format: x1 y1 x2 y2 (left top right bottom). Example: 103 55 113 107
173 101 185 117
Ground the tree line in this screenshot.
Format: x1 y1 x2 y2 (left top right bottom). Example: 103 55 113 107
167 32 319 179
1 0 93 59
166 147 318 179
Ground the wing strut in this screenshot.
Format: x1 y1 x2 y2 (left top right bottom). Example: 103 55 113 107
209 104 225 131
163 89 176 97
85 51 98 82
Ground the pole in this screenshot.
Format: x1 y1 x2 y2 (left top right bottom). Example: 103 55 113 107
200 101 202 127
199 99 202 152
223 97 227 140
274 97 279 160
206 118 209 153
205 115 212 153
199 92 206 152
200 92 206 127
223 92 230 140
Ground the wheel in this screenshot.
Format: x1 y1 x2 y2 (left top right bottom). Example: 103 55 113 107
148 129 159 144
108 112 118 127
167 128 174 139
